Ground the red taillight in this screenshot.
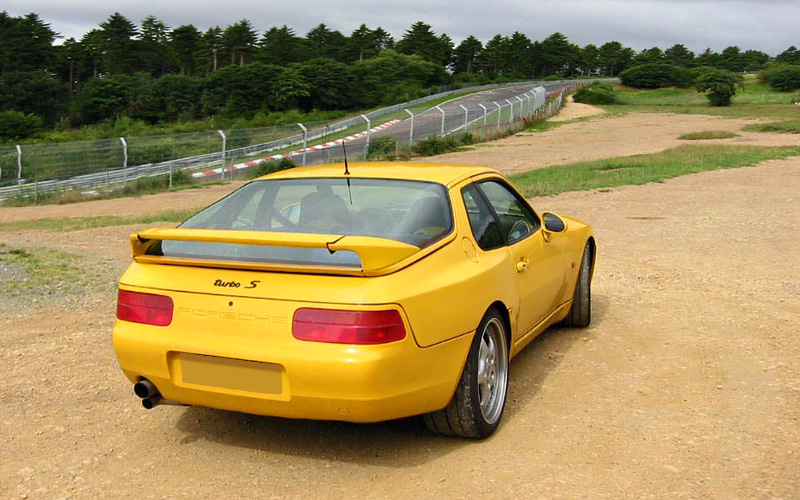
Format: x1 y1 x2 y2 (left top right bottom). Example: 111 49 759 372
292 308 406 344
117 289 174 326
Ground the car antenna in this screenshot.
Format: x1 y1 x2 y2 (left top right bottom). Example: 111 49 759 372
342 141 350 175
341 141 353 204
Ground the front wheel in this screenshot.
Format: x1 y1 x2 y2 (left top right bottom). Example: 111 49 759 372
562 242 592 327
423 309 509 438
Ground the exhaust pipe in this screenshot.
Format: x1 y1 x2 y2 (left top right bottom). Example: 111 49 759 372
134 379 158 399
134 378 189 410
142 395 161 409
142 395 188 409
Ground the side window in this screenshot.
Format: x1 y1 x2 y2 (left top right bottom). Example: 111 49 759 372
478 181 540 244
462 185 504 250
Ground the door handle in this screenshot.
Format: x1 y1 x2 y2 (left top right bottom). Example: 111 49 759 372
516 259 529 272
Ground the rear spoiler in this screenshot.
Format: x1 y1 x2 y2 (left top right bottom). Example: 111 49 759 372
131 228 420 275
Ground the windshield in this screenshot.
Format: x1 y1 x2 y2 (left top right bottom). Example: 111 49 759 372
151 178 453 268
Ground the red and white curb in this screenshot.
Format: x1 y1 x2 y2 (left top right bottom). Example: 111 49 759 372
192 119 403 179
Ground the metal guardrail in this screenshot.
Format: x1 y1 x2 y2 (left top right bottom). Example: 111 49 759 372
0 78 616 201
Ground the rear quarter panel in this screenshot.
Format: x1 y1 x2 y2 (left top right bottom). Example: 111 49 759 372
359 184 519 347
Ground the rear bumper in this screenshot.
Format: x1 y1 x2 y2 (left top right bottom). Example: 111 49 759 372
112 319 473 423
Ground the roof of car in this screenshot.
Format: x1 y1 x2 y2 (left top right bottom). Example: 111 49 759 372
256 162 499 187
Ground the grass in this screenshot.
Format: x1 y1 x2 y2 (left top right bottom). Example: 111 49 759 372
741 120 800 134
0 243 81 294
0 208 196 232
524 120 565 133
678 130 740 140
601 80 800 120
510 144 800 197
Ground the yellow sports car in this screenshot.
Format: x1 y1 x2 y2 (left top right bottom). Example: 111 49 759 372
113 162 595 438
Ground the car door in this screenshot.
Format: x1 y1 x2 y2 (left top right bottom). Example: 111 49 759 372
476 180 567 338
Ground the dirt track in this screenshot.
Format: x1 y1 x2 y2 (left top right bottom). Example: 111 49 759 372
1 108 798 499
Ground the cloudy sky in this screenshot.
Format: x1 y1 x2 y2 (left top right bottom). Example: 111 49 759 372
4 0 798 55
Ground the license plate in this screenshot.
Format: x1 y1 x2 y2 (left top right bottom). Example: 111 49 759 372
180 353 282 395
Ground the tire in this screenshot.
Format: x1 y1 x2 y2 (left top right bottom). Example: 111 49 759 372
562 242 592 328
423 309 509 438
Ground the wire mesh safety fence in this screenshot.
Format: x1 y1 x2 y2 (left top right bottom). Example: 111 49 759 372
0 79 608 203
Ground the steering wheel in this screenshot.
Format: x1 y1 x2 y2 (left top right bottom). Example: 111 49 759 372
509 220 532 242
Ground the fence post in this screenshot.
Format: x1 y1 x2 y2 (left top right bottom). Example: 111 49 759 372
516 96 525 122
120 137 128 186
493 102 502 131
459 105 468 132
404 109 414 144
478 103 488 141
506 99 515 124
217 130 226 179
361 115 371 158
324 125 331 163
297 123 308 166
15 145 22 195
435 105 445 135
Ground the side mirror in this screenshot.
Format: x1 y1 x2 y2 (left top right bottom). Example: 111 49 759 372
542 212 566 241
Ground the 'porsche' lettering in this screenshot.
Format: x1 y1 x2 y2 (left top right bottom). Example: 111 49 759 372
176 307 286 323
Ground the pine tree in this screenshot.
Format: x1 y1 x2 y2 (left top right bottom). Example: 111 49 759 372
221 20 257 66
580 44 600 75
477 35 510 75
258 26 310 66
98 12 138 75
454 36 483 74
140 15 171 75
305 24 347 61
664 44 695 67
633 47 665 66
507 32 532 76
776 46 800 65
170 25 202 76
0 13 58 72
200 27 222 73
598 41 634 76
396 22 447 65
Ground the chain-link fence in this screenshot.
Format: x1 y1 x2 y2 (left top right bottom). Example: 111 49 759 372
0 79 612 203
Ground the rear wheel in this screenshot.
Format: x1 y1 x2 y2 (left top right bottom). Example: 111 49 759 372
424 309 509 438
562 242 592 327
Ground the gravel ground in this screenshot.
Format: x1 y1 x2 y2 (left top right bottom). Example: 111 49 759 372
0 107 798 499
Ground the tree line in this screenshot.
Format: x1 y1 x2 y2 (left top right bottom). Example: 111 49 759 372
1 11 798 136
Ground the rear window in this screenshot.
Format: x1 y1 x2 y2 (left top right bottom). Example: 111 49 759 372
151 177 453 267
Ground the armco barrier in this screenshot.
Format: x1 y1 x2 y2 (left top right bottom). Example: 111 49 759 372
0 78 616 202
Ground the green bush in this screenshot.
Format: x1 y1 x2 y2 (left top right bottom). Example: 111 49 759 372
695 68 743 106
121 170 192 195
76 77 132 124
249 157 295 178
0 110 44 139
573 83 617 104
761 65 800 92
619 64 693 89
411 135 461 156
458 133 476 146
367 136 397 160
